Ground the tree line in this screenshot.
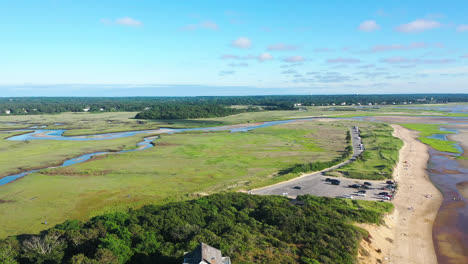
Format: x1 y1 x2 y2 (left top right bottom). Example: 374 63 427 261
0 193 392 264
0 94 466 116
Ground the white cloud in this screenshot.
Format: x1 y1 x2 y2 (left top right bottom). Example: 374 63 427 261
395 19 441 33
232 37 252 49
258 52 273 62
267 44 298 51
358 20 381 32
115 17 142 27
456 24 468 32
283 56 305 62
326 58 361 63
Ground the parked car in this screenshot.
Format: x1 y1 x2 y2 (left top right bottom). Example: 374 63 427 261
340 195 353 199
330 180 340 185
357 190 366 194
355 193 366 197
386 180 394 184
379 196 391 200
349 184 361 188
293 186 301 190
325 178 332 182
363 182 372 186
360 185 369 189
378 192 389 195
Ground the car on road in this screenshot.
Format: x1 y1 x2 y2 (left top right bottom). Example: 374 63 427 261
349 184 361 188
355 193 366 197
360 185 370 189
357 190 366 194
293 186 302 190
325 178 332 182
363 182 372 186
378 192 389 195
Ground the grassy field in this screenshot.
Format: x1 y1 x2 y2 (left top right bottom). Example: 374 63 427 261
401 124 461 153
327 123 403 180
0 120 354 238
0 131 150 177
1 105 466 136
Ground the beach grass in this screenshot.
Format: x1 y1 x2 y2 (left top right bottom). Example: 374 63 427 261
329 123 403 180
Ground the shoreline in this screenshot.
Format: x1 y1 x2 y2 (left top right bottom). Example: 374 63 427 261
358 125 443 264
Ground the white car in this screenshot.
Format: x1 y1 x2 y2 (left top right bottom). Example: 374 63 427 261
379 196 390 200
339 195 353 199
355 193 366 197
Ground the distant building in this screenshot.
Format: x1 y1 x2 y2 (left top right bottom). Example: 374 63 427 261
5 109 11 114
341 102 346 106
83 107 90 112
183 243 231 264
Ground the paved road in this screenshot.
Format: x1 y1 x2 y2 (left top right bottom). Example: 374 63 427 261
251 126 392 201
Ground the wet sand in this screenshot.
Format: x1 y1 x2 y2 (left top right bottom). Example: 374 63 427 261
358 125 443 264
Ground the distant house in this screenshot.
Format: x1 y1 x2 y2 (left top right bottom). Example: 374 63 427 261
5 109 11 114
83 107 90 112
183 243 231 264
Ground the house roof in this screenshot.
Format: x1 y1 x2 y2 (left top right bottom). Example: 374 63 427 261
184 243 223 264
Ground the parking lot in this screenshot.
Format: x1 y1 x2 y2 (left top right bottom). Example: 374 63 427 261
251 126 396 201
251 175 395 201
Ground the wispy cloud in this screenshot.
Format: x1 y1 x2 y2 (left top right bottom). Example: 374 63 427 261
219 70 235 76
358 20 381 32
381 57 455 64
232 37 252 49
456 24 468 32
326 57 361 63
101 17 143 27
267 43 298 51
283 56 305 63
115 17 143 27
366 42 441 52
182 20 219 31
220 53 273 62
395 19 441 33
258 52 274 62
227 63 249 67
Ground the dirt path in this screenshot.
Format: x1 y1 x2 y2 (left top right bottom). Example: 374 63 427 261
358 125 443 264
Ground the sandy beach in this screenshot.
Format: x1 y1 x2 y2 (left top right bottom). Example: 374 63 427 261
358 125 443 264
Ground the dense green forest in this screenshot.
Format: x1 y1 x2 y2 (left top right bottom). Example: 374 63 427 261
0 94 466 116
0 193 393 264
134 104 256 119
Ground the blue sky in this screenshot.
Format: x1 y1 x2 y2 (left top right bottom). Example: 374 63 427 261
1 0 467 96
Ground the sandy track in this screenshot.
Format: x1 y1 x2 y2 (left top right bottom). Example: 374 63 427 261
358 125 443 264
